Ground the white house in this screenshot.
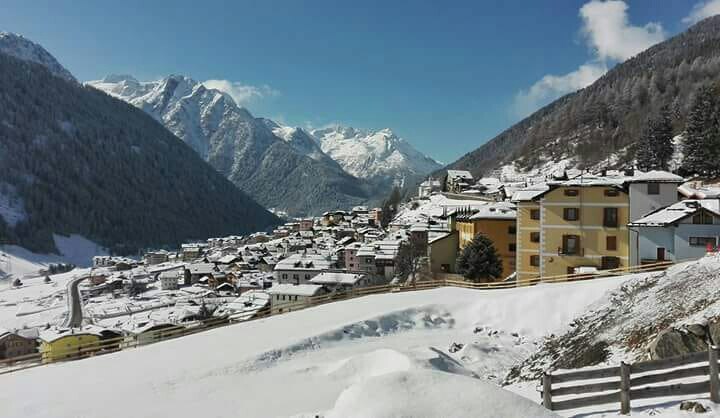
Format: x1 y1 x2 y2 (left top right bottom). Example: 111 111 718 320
158 271 180 290
267 284 327 314
273 253 335 285
628 199 720 264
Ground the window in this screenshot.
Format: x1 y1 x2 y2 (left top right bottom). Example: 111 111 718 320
601 256 620 270
604 189 619 197
606 236 617 251
689 237 716 247
563 208 579 221
508 225 517 235
562 235 580 255
603 207 618 227
530 209 540 220
282 274 287 280
564 189 579 196
647 183 660 195
509 243 516 252
530 255 540 267
692 211 714 225
530 232 540 243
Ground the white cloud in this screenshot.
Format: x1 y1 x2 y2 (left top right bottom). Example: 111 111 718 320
202 79 279 105
513 0 665 117
579 0 665 62
514 63 608 117
683 0 720 24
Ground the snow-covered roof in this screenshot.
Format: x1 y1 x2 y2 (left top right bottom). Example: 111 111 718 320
447 170 473 180
39 325 106 342
465 202 516 221
625 170 684 183
309 272 366 286
629 199 720 227
510 185 549 202
268 284 325 297
274 253 333 271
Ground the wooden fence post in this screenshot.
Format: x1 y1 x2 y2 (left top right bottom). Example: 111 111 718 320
620 361 631 415
709 344 720 403
542 372 553 410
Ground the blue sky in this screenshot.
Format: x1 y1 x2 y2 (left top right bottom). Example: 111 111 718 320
1 0 717 163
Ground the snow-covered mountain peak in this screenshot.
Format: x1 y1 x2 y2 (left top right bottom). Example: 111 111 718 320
311 124 442 185
0 32 76 82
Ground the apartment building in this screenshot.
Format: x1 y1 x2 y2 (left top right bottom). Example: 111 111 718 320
512 170 681 279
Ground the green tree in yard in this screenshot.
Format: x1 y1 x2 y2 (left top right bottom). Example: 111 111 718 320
455 234 503 282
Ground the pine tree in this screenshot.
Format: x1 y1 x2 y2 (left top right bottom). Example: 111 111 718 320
455 234 503 282
682 85 720 176
637 106 675 171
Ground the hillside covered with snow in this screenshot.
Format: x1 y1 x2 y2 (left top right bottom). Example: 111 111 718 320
1 276 626 418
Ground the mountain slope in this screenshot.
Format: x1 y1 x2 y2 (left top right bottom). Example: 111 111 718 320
312 125 442 189
0 32 76 82
89 75 370 215
0 52 279 254
442 15 720 178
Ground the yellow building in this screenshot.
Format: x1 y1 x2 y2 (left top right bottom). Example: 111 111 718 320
428 231 459 273
512 187 547 282
39 328 102 362
453 202 517 279
513 175 630 280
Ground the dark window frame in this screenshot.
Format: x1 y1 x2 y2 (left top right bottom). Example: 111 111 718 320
647 183 660 195
604 189 619 197
530 209 540 220
564 189 579 197
603 207 619 228
606 235 617 251
508 243 516 252
689 236 716 247
529 255 540 267
508 225 517 235
530 231 540 243
562 235 580 255
563 207 579 221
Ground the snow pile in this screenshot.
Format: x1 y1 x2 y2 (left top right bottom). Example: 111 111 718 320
507 254 720 383
324 370 559 418
0 277 625 418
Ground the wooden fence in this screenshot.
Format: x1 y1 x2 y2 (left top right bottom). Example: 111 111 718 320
542 344 720 414
0 260 676 376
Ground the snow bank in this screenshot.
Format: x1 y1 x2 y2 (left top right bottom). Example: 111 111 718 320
325 370 559 418
0 278 627 418
507 254 720 384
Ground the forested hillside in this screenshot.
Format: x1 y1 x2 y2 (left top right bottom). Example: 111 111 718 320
89 75 372 216
443 15 720 177
0 52 280 254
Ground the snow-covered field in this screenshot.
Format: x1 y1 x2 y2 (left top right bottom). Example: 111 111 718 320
3 276 634 418
0 234 107 280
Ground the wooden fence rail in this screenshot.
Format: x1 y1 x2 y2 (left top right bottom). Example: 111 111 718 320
542 344 720 414
0 260 676 376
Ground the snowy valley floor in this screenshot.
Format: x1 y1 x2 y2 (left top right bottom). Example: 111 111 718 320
2 274 718 418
